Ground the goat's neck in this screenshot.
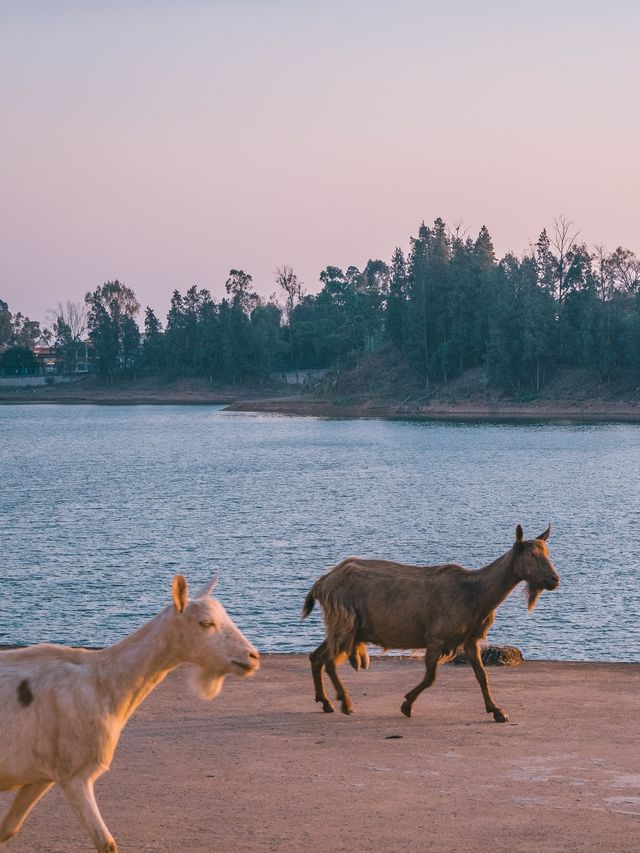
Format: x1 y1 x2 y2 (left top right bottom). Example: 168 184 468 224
474 548 520 616
94 608 182 724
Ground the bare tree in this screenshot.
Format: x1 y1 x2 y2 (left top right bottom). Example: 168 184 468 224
550 215 581 305
276 266 304 361
47 301 89 373
591 245 640 300
49 301 88 341
608 246 640 294
448 218 470 245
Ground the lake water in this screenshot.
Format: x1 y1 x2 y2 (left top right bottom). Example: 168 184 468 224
1 405 639 661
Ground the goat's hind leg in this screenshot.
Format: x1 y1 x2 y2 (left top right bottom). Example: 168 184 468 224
0 781 53 843
465 641 508 723
310 640 334 713
324 651 355 715
61 776 117 853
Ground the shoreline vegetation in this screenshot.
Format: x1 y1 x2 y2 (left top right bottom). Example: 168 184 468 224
3 219 640 416
2 367 640 421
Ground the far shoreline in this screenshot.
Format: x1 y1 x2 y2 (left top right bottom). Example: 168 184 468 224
3 393 640 422
2 371 640 421
224 398 640 423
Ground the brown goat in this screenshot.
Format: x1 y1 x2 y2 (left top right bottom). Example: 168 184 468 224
302 525 559 722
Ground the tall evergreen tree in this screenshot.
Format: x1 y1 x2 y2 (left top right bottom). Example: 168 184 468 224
143 307 165 372
387 248 407 349
0 299 11 348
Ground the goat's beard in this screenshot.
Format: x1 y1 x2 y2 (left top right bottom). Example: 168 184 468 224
526 582 544 612
189 666 225 701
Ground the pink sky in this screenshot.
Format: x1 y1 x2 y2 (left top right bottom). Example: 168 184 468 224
1 0 638 324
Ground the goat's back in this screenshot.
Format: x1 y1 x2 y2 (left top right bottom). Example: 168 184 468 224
0 643 88 665
0 645 111 788
311 557 472 651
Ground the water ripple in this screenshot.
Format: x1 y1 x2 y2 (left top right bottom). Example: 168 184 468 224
1 406 639 660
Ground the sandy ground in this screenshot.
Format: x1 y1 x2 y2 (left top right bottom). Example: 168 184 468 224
3 656 639 852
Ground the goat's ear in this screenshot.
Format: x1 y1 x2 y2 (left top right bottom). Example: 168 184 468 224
515 524 524 543
172 575 188 613
536 523 551 542
195 576 218 599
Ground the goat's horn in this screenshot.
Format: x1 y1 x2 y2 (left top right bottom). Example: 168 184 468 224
536 524 551 542
195 576 218 599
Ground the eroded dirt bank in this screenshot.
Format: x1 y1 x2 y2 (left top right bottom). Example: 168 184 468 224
4 656 639 852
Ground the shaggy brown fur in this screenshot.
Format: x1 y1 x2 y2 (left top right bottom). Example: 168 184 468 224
302 525 559 722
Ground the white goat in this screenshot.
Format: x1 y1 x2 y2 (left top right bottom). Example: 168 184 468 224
0 575 259 852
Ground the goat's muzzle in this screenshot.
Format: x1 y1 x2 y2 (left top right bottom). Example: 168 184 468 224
231 650 260 676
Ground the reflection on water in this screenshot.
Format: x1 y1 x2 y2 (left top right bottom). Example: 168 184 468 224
1 405 639 661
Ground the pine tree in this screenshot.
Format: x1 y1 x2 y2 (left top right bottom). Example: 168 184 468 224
143 307 165 372
386 248 407 349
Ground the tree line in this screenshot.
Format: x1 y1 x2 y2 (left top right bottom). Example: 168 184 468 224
2 216 640 391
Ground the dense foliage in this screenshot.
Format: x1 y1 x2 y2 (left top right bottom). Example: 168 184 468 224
2 218 640 390
0 345 38 375
0 299 47 351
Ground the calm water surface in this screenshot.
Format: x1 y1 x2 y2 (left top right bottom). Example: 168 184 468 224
1 405 639 661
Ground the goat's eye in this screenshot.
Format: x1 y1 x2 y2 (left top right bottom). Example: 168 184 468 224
199 620 217 630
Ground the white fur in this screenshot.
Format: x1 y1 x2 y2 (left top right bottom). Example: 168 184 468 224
0 576 258 853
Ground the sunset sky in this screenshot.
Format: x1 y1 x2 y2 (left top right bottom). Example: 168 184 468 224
1 0 638 323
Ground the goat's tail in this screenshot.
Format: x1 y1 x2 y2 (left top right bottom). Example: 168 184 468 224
302 582 360 661
319 594 359 661
301 589 316 619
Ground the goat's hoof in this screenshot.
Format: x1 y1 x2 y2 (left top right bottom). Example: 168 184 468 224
0 829 17 843
493 709 509 723
400 700 412 718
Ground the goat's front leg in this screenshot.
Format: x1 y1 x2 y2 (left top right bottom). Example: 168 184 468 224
0 781 53 843
61 776 117 853
401 650 439 718
464 640 508 722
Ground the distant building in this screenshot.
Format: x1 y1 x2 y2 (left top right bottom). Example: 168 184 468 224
33 342 93 374
33 346 59 374
273 368 328 385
